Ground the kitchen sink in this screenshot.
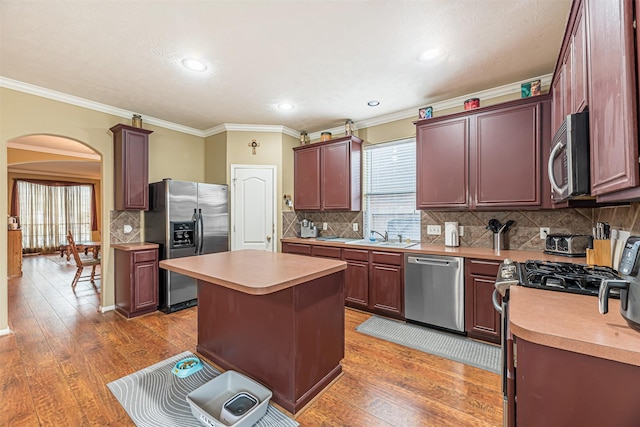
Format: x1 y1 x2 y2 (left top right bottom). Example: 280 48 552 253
344 239 417 248
377 241 417 248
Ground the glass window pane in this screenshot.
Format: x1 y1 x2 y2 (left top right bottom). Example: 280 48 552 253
363 139 420 241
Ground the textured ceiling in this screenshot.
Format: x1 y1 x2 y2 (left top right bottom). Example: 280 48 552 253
0 0 571 134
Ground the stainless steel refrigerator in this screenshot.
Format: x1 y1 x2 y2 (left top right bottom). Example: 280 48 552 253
145 179 229 313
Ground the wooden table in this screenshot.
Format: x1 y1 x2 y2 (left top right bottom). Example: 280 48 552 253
160 249 347 414
59 241 101 260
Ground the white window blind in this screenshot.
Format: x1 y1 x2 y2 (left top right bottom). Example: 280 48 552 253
363 138 420 241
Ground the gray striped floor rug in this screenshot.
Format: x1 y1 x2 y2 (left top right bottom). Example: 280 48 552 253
107 351 298 427
356 316 500 374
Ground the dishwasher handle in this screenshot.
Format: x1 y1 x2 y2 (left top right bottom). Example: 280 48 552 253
407 256 458 267
492 289 503 314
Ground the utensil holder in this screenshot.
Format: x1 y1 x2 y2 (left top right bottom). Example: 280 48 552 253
493 232 505 251
586 240 612 267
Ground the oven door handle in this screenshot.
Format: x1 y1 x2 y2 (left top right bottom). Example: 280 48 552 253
492 289 503 314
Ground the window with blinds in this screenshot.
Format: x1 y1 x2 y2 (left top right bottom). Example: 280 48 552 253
363 138 420 241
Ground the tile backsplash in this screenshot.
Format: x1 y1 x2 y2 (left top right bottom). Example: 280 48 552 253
110 210 141 244
281 206 640 251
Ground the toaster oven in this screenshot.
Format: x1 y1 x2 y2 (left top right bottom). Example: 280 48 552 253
544 234 593 257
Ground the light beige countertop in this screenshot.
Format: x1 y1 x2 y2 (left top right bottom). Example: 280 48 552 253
281 237 586 264
160 249 347 296
111 242 159 251
509 286 640 366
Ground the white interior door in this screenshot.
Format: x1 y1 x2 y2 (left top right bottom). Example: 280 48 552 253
231 165 276 251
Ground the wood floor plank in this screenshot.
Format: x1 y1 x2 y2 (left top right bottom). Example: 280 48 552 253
0 348 40 426
7 255 504 426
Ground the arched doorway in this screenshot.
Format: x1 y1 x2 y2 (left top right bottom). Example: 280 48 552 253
7 134 103 297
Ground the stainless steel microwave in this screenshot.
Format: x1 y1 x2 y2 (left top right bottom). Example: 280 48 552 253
547 111 590 202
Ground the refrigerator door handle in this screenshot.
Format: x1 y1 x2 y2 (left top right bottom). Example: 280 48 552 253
192 208 199 255
198 208 204 254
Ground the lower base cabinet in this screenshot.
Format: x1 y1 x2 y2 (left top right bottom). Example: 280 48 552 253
343 248 369 309
370 251 404 318
464 258 501 344
283 242 404 318
114 247 159 318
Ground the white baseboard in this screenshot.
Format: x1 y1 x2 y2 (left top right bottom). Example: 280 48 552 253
100 305 116 313
0 328 13 337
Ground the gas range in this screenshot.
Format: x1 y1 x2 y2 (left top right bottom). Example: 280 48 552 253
496 259 621 298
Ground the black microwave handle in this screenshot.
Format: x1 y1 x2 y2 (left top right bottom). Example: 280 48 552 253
548 140 568 195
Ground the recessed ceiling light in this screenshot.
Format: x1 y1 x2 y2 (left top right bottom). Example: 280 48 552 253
182 58 207 72
278 103 294 110
367 101 380 107
418 48 440 62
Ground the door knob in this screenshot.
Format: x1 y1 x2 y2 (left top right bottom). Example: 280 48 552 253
266 235 272 241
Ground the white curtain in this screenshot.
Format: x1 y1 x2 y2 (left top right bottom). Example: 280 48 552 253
18 181 93 253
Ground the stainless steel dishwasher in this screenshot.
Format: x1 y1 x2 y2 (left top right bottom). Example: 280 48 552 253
404 253 465 333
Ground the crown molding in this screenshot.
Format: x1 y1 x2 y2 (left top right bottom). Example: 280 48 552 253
0 77 206 137
3 74 552 142
354 73 553 130
7 141 101 160
203 123 299 138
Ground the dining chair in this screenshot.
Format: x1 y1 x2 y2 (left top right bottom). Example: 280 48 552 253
66 231 101 288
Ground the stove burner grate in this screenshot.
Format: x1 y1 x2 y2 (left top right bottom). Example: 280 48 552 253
521 260 621 296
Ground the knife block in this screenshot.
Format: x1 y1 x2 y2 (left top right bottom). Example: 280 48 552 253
586 240 612 268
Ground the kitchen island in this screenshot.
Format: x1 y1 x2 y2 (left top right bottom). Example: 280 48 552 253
159 249 347 414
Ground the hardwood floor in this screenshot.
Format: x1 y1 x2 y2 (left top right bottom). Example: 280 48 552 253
1 255 502 426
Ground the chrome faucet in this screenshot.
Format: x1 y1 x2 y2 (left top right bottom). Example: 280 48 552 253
370 230 388 242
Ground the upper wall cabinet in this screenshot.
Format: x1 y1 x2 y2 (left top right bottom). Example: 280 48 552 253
416 96 549 210
110 124 153 211
293 136 362 211
551 0 589 136
586 0 638 199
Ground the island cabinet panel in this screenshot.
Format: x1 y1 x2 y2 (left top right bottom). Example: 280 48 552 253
473 103 540 207
293 146 321 210
587 0 638 197
110 124 152 211
293 136 362 211
416 117 469 209
196 271 345 414
114 248 159 318
515 338 640 426
464 258 501 344
416 96 547 210
369 251 403 318
343 248 370 309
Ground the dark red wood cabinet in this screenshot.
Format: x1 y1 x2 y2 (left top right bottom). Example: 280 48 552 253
114 247 159 318
515 338 640 426
110 124 153 211
293 146 321 210
464 258 501 344
416 97 547 210
416 117 469 209
293 136 362 211
586 0 638 198
281 243 402 318
370 251 403 318
343 248 369 309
